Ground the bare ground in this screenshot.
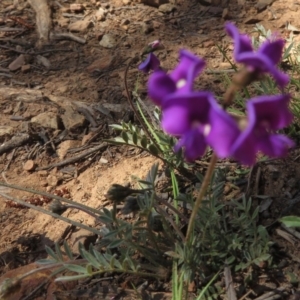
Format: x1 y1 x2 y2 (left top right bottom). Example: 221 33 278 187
1 0 300 298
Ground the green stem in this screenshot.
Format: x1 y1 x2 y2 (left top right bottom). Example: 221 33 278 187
185 154 218 242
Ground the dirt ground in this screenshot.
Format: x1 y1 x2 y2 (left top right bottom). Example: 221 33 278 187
1 0 300 299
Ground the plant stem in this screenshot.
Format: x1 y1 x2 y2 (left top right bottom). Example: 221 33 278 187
185 153 218 242
124 57 163 154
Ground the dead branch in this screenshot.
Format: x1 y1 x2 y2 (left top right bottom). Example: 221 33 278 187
50 32 86 44
0 134 31 155
36 142 108 170
28 0 51 47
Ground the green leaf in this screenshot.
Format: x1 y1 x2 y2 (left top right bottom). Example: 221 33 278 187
86 264 93 275
164 251 181 259
109 124 123 130
36 259 57 265
92 249 110 268
280 216 300 227
132 131 138 144
64 264 87 274
124 257 136 271
148 144 159 156
108 239 124 249
140 136 148 148
121 131 129 143
55 243 63 261
63 241 74 260
55 274 89 282
81 249 101 269
106 139 127 146
45 246 58 261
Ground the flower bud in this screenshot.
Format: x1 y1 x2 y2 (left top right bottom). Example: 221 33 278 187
105 184 134 203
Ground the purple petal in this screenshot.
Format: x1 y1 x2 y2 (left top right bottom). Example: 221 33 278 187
235 53 289 88
230 123 257 166
170 50 205 90
257 134 295 158
138 53 160 73
259 39 285 65
206 101 240 158
161 92 212 135
174 128 207 161
225 22 289 88
230 103 257 165
247 94 293 130
161 103 191 135
148 71 176 106
225 23 253 55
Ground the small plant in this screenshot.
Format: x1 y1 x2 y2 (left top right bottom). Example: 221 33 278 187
0 23 296 299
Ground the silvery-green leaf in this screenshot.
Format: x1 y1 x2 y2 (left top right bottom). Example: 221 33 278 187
140 136 148 148
81 249 101 269
63 241 74 260
132 131 138 144
109 124 123 130
55 274 89 282
64 264 87 274
121 131 129 143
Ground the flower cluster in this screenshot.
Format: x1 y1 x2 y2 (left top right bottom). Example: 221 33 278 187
139 23 294 165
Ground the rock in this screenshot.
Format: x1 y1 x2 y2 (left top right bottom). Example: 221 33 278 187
23 160 36 171
61 105 86 131
158 3 176 13
267 11 274 20
121 19 130 25
21 64 31 73
57 140 81 159
70 3 84 12
208 7 223 15
69 229 97 255
222 8 229 19
81 132 93 145
40 180 48 187
244 16 262 24
99 34 117 48
68 19 93 32
36 55 51 68
0 126 14 141
123 0 131 4
219 62 231 69
203 40 214 47
142 22 154 34
99 157 108 164
8 54 25 71
255 0 275 12
95 8 106 21
47 175 59 187
197 0 212 5
31 112 61 130
57 16 69 27
86 55 115 73
153 20 162 29
38 170 48 177
141 0 168 7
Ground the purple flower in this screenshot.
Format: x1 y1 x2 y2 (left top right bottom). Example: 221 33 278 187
161 92 240 161
141 40 165 56
138 53 160 73
225 23 289 88
148 50 205 105
231 94 294 165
